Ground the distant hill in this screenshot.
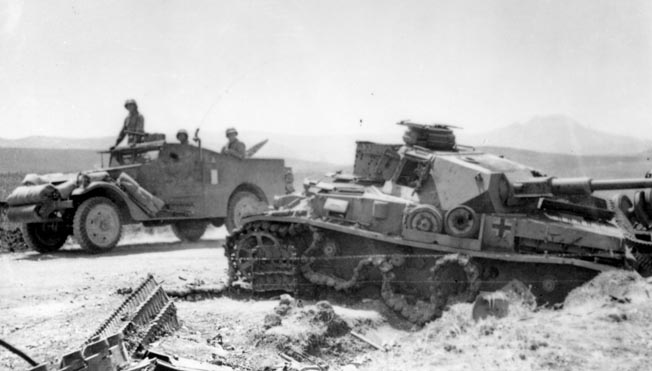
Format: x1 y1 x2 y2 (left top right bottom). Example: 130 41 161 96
0 136 113 150
2 118 652 184
460 115 652 156
0 147 101 173
479 146 652 179
2 115 650 162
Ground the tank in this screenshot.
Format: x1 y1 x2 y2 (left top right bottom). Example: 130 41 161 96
226 121 652 324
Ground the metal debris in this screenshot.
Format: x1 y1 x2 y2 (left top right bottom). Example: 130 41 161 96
349 331 384 351
472 291 510 321
86 274 180 355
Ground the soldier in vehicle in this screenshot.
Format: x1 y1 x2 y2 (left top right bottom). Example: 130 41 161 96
112 99 145 150
176 129 189 145
221 127 246 160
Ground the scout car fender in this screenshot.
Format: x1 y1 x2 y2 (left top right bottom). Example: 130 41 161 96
71 182 149 223
229 183 268 205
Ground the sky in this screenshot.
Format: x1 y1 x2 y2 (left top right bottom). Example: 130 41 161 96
0 0 651 141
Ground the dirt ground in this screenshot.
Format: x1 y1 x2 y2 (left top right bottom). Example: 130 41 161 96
2 228 652 371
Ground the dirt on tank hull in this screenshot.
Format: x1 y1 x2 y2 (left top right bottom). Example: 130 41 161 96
226 121 652 324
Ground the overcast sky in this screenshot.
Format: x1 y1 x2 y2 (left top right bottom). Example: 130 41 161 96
0 0 651 140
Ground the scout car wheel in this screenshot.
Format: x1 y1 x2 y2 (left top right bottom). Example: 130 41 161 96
172 220 208 242
21 222 69 253
226 190 267 232
73 197 122 253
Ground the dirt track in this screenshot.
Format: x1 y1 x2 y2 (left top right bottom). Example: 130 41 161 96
0 228 397 371
3 228 652 371
0 228 229 369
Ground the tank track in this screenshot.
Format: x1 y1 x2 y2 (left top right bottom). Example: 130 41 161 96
86 274 180 355
608 199 652 276
227 220 595 324
226 222 303 293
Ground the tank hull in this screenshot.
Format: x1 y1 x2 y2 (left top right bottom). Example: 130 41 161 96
226 214 611 324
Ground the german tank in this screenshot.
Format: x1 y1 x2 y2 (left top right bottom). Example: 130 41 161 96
226 121 652 324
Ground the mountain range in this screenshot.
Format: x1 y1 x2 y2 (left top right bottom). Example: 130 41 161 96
2 115 651 159
458 115 652 155
0 115 651 177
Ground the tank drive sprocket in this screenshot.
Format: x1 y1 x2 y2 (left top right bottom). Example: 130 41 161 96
227 222 307 292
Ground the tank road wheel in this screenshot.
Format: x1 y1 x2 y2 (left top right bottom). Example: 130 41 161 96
21 222 69 253
430 254 481 310
172 220 208 242
226 190 267 233
444 206 480 238
73 197 122 253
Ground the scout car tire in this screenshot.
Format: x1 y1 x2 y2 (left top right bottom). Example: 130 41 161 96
73 197 122 253
172 220 208 242
226 190 266 233
21 222 69 253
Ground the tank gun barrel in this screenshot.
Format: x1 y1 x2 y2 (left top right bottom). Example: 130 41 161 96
513 177 652 197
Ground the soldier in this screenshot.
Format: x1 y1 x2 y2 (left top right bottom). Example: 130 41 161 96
112 99 145 149
176 129 189 145
221 127 246 160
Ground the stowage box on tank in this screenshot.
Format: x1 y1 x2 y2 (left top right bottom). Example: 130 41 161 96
226 120 652 324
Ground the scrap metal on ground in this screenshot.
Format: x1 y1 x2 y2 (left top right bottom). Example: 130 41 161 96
86 274 180 356
3 274 226 371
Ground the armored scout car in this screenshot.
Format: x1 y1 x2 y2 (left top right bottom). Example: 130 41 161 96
227 121 652 323
5 132 293 253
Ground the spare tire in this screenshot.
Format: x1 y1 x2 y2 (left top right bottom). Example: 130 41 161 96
444 206 480 238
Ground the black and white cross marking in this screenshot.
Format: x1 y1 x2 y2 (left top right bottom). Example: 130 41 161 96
492 217 513 239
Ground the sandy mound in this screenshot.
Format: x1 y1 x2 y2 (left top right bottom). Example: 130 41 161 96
564 270 651 308
253 295 385 369
359 270 652 371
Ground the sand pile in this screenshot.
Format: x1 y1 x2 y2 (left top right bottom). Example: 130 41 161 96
564 270 651 308
360 270 652 371
254 295 384 369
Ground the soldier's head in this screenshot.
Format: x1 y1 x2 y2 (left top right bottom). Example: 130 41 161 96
176 129 189 144
226 127 238 142
124 99 138 114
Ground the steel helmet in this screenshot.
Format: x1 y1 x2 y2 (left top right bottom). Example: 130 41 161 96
225 127 238 136
124 99 138 108
176 129 188 139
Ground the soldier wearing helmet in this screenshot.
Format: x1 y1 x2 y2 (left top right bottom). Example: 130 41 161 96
221 127 246 160
112 99 145 149
176 129 189 145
